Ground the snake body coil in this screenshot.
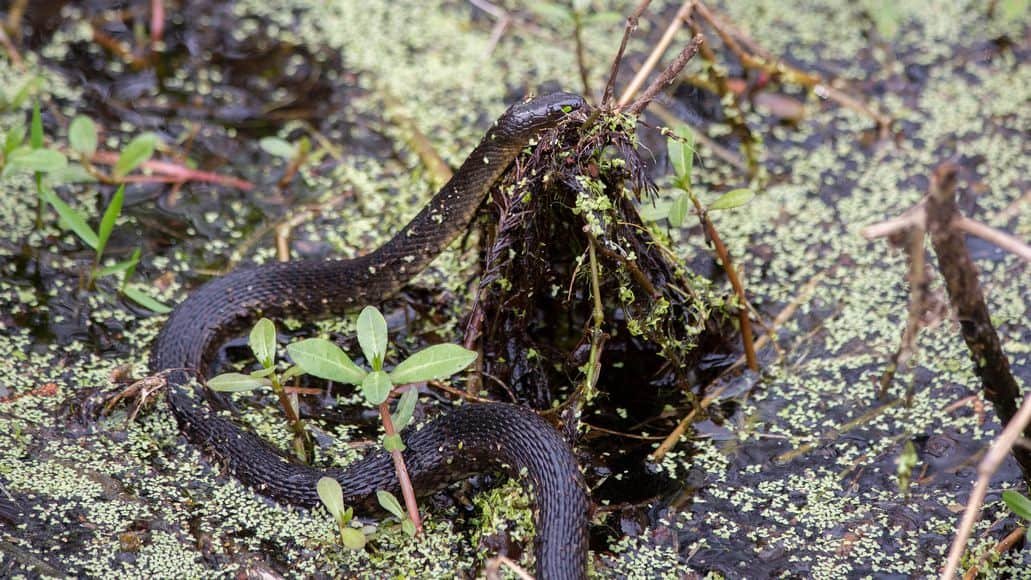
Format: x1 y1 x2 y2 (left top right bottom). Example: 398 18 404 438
150 93 589 579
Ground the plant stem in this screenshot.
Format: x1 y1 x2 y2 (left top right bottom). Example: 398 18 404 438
378 401 423 534
688 194 758 371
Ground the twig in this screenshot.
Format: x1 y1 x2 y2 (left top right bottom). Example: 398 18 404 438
649 408 697 461
382 92 453 188
150 0 165 49
378 401 424 535
925 163 1031 480
573 13 592 99
862 203 1029 262
725 270 825 373
625 34 705 116
647 101 749 174
877 225 928 403
485 554 534 580
3 0 28 36
0 26 23 70
961 525 1027 580
601 0 652 107
689 195 758 371
617 0 696 107
941 393 1031 579
954 216 1031 262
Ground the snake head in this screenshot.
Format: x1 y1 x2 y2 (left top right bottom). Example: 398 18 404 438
500 92 587 138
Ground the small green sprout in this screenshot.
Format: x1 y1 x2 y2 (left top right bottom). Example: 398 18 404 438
377 490 417 538
287 305 478 537
317 476 366 550
208 317 311 461
657 124 755 228
1 102 169 312
211 306 477 538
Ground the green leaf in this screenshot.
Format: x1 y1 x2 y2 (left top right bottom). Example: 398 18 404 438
316 476 346 519
638 199 672 222
666 125 694 184
1003 490 1031 521
95 252 140 279
69 115 98 156
391 387 418 431
122 285 172 313
259 137 296 159
42 164 96 186
376 490 405 520
340 527 367 550
249 317 277 368
401 518 416 538
390 344 477 385
280 365 305 381
383 433 405 452
6 147 68 173
287 338 366 385
114 133 158 178
249 366 276 378
4 125 25 155
207 372 270 392
668 193 689 228
40 187 99 249
96 184 125 258
708 188 754 211
122 247 141 285
356 306 388 370
30 101 42 149
361 370 392 406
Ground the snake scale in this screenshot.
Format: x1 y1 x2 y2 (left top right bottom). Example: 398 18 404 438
150 93 589 579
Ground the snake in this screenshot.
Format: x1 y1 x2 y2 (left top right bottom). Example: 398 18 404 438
149 93 590 579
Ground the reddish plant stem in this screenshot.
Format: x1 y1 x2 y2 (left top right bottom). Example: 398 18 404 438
689 196 758 371
378 401 423 534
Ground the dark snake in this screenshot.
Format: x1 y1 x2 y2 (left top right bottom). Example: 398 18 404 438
150 93 589 579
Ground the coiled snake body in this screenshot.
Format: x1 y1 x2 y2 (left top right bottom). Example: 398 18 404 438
150 93 589 578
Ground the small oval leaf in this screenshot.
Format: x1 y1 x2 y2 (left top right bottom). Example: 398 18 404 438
207 372 270 392
401 518 416 537
361 370 392 406
69 115 98 156
7 148 68 173
259 137 297 159
668 193 690 228
383 433 405 452
708 188 754 211
390 344 477 385
1003 490 1031 521
287 338 366 385
340 527 367 550
357 306 389 370
391 387 418 431
249 318 277 367
114 133 158 178
376 490 405 520
316 476 345 518
666 125 694 183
